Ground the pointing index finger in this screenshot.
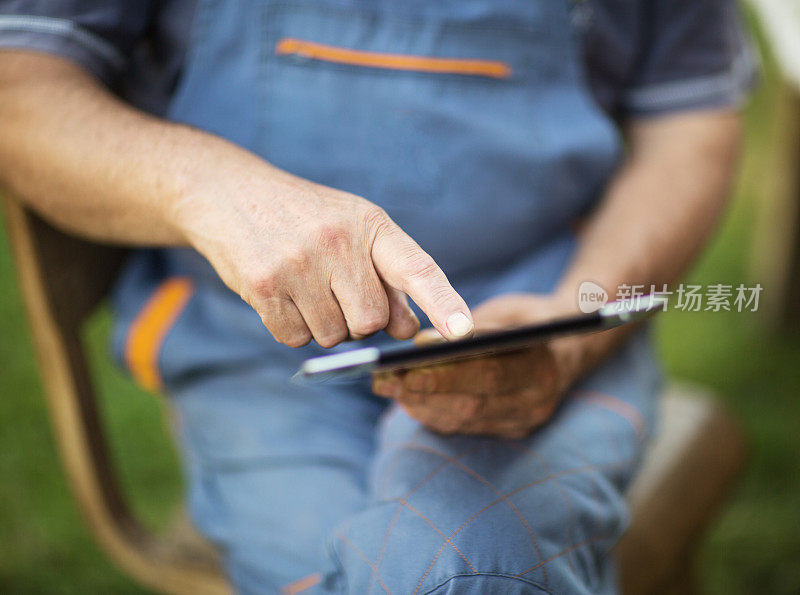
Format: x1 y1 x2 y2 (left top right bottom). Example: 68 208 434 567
371 220 473 340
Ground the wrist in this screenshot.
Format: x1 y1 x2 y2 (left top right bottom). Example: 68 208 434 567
542 290 627 392
549 334 590 393
518 293 589 394
161 125 285 246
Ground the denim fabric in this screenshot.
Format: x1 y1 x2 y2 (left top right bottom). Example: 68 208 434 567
0 0 757 116
3 0 675 592
110 0 623 382
110 2 662 593
169 330 660 594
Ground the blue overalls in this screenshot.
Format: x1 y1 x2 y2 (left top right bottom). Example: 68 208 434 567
110 0 662 592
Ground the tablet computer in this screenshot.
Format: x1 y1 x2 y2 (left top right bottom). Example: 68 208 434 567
294 296 664 384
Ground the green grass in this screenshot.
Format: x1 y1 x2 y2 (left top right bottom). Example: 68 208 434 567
0 263 181 591
1 24 799 595
654 27 800 594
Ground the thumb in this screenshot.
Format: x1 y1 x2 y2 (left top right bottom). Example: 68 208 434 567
371 219 473 340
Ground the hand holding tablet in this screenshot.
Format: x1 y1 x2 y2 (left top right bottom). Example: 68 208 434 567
294 295 665 384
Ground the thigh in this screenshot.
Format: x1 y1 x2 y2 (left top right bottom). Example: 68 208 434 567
168 369 387 593
327 331 661 595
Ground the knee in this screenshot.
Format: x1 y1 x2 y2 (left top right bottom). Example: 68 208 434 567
329 500 556 594
423 574 549 594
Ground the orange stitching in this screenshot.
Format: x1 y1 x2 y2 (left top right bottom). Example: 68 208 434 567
445 469 569 543
380 448 449 500
276 37 512 79
413 542 448 595
380 441 493 499
336 533 392 594
558 412 593 462
596 408 625 460
574 389 647 441
430 458 640 572
399 444 548 587
379 453 406 498
398 498 478 573
560 425 607 572
377 407 642 590
124 277 193 392
377 453 638 590
280 572 322 594
506 442 578 573
515 534 606 579
366 503 403 595
372 441 495 593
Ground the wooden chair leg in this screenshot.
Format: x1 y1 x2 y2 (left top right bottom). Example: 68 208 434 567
2 196 229 595
663 554 699 595
618 387 746 595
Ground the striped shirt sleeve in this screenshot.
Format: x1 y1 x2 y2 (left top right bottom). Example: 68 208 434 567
0 1 152 83
621 0 759 116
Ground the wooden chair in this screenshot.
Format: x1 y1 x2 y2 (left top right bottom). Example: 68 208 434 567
1 195 746 595
747 0 800 333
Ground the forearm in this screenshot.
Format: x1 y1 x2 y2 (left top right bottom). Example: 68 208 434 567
0 51 283 245
552 110 742 380
558 111 741 299
0 51 473 346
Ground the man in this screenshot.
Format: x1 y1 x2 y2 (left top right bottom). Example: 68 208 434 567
0 1 755 593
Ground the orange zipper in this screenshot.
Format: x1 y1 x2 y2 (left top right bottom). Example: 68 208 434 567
276 37 512 79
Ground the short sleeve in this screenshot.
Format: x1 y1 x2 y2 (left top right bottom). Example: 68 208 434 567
621 0 759 117
0 1 153 83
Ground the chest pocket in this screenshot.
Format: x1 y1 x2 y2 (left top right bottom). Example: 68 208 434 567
274 37 513 79
260 2 557 217
173 0 619 277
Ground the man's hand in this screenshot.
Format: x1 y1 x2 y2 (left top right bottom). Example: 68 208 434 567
0 52 473 349
176 171 473 348
372 294 583 438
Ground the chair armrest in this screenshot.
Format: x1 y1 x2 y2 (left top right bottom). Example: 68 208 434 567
618 384 746 594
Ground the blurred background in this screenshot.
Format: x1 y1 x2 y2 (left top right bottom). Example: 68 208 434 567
1 6 800 595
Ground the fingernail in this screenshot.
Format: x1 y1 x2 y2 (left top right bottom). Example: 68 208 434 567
446 312 473 338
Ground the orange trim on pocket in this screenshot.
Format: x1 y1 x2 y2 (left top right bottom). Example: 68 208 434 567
124 277 194 393
280 573 322 594
276 37 512 79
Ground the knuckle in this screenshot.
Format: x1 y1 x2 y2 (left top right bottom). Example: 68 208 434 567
482 360 503 392
316 327 349 349
533 400 558 423
350 309 390 336
460 396 481 419
429 419 458 435
280 245 311 272
315 221 352 253
405 255 439 281
258 301 312 348
428 279 458 305
362 205 391 232
282 330 312 348
431 411 466 434
256 296 284 319
258 312 274 332
403 368 436 392
398 401 423 421
246 267 282 298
